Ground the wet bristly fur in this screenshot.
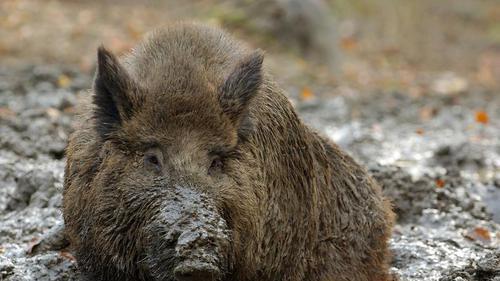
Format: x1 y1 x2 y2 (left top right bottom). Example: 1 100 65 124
63 22 394 281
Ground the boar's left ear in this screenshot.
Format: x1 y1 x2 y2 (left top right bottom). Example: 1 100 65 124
219 50 264 124
93 46 135 140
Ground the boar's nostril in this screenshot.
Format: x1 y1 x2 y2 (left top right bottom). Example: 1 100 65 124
174 261 219 281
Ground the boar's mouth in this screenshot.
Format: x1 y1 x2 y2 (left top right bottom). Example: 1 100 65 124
141 185 231 281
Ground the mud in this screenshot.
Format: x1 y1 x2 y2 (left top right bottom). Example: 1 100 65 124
0 65 499 280
143 182 231 280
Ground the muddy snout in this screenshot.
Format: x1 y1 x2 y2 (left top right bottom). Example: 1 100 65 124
144 185 231 281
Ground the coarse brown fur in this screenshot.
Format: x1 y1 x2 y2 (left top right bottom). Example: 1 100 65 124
63 22 394 281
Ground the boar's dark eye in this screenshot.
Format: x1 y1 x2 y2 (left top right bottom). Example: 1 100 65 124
146 155 159 165
208 157 224 175
144 148 163 173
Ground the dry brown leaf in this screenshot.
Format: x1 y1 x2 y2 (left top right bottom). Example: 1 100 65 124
63 106 76 114
300 87 315 101
26 237 40 254
435 179 445 188
475 111 489 124
415 128 424 135
57 74 71 88
465 226 491 244
59 251 76 261
340 37 357 51
419 107 436 121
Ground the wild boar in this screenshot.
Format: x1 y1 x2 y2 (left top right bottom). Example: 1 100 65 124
62 23 394 281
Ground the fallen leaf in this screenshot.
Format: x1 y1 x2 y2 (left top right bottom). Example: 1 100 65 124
475 111 489 124
57 74 71 88
0 107 16 118
435 179 445 188
340 37 357 51
59 251 76 261
63 106 76 114
26 237 40 254
465 226 491 244
415 128 424 135
419 107 436 121
300 87 315 101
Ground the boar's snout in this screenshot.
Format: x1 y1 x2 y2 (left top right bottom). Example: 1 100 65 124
174 260 219 281
144 184 230 281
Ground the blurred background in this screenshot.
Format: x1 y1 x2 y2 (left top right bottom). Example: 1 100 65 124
1 0 499 91
0 1 499 281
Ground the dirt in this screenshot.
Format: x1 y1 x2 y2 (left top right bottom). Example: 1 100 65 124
0 0 499 279
0 65 85 281
144 181 231 280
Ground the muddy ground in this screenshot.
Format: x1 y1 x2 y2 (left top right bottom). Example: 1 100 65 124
0 61 498 280
0 0 499 280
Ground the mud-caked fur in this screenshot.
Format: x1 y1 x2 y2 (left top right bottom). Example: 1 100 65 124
63 23 394 281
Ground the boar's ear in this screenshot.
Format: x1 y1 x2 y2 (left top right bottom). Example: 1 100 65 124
219 50 264 124
93 46 134 139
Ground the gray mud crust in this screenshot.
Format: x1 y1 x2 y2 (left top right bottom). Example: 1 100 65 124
0 65 85 281
1 65 499 280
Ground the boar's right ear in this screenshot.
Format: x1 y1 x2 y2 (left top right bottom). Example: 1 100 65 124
219 50 264 124
93 46 134 140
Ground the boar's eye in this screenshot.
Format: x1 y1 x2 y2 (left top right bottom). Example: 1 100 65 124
144 148 163 173
146 155 159 165
208 157 224 175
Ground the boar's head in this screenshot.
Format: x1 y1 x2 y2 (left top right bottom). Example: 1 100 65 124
63 33 264 281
